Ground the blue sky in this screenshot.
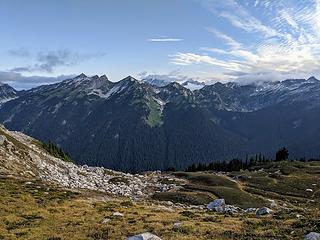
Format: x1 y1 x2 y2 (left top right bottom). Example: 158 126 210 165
1 0 320 89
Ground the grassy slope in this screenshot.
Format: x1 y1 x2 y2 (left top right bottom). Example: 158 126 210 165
0 161 319 239
155 161 320 208
145 99 163 128
0 176 319 240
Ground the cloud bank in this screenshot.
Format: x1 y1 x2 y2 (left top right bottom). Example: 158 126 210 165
171 0 320 83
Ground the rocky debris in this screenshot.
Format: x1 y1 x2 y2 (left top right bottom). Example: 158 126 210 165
256 207 273 216
0 135 6 145
207 199 241 214
245 208 258 213
224 205 242 214
305 232 320 240
128 232 162 240
0 126 181 199
112 212 124 217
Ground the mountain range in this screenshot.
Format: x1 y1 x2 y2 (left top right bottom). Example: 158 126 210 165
0 74 320 172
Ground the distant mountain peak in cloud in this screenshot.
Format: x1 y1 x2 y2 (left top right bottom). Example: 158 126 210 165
142 75 205 90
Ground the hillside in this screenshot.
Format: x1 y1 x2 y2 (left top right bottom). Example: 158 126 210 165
0 125 319 239
1 75 320 171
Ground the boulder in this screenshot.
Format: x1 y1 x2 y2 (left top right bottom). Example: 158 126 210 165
207 199 225 212
305 232 320 240
0 135 6 145
128 232 162 240
256 207 273 216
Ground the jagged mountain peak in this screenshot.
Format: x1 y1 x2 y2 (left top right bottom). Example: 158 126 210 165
307 76 319 82
0 83 18 104
165 81 185 90
75 73 87 79
121 75 139 83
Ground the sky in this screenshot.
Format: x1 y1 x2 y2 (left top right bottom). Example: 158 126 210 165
1 0 320 89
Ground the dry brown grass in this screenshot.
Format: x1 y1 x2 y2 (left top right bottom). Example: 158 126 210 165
0 176 319 240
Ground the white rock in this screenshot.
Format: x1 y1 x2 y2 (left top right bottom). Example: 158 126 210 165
128 232 162 240
102 218 111 223
245 208 257 213
305 232 320 240
256 207 273 216
306 189 313 192
112 212 124 217
268 199 277 208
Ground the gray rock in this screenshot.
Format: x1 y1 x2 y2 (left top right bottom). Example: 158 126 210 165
304 232 320 240
128 232 162 240
207 199 225 212
305 232 320 240
256 207 273 215
173 222 182 229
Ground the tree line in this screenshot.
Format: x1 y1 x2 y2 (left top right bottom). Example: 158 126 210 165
42 141 73 163
184 147 318 172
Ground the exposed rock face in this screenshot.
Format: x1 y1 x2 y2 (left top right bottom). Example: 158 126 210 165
128 232 162 240
305 232 320 240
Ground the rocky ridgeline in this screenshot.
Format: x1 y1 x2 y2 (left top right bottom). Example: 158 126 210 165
0 125 181 199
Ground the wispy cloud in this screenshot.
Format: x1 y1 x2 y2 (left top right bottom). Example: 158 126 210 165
171 52 243 71
147 38 183 42
8 47 30 58
174 0 320 82
205 27 242 49
197 0 278 38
